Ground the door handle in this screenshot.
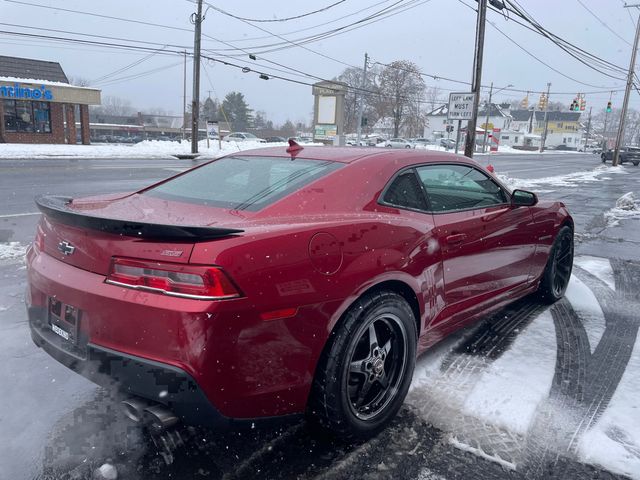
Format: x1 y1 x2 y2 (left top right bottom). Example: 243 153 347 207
445 233 467 244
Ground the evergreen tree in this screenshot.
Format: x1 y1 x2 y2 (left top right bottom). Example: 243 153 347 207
221 92 253 131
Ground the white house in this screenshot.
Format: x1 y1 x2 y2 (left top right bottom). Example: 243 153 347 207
424 102 512 146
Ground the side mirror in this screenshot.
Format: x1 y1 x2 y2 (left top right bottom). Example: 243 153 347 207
511 189 537 207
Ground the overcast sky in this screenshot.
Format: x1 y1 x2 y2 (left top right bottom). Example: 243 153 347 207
2 0 639 125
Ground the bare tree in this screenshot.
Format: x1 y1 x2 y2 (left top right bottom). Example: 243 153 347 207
68 76 92 87
425 86 442 112
378 60 426 137
334 64 382 133
90 95 135 116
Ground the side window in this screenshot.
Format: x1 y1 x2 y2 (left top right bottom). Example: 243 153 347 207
382 170 428 211
416 164 507 212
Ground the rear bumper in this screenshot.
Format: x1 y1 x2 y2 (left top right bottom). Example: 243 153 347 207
28 306 229 428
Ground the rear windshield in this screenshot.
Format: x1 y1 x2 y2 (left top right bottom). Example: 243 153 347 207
144 156 342 211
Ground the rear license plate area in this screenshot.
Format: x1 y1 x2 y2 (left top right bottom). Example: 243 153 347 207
48 297 81 345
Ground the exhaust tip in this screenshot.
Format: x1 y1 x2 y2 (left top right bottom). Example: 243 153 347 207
121 398 149 423
143 404 179 433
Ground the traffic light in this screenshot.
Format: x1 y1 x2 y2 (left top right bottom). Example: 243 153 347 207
580 97 586 111
538 93 547 110
606 101 612 113
446 125 454 133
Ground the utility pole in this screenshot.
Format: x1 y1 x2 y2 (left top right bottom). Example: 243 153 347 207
539 82 551 152
481 82 493 154
356 53 369 146
481 82 513 153
182 50 187 140
190 0 203 154
602 90 613 150
613 3 640 166
464 0 488 158
584 106 592 147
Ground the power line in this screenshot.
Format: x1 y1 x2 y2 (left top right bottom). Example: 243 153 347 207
504 0 628 79
201 0 430 59
202 0 348 23
575 0 632 46
91 46 168 84
222 0 394 43
200 0 418 68
3 0 193 33
0 21 191 50
97 61 183 87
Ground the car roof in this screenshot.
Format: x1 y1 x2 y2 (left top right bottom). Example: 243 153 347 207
229 145 475 165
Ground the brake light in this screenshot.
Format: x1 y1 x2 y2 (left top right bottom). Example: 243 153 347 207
34 225 45 252
106 258 240 300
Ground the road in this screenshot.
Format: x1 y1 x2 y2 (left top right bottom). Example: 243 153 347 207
0 152 638 480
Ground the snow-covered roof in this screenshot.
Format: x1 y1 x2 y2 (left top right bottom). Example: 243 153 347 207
0 75 98 90
0 55 68 83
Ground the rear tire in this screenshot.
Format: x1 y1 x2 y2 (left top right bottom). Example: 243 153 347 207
633 161 639 166
307 291 417 440
538 226 574 304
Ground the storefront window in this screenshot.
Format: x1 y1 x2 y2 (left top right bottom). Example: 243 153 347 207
3 100 51 133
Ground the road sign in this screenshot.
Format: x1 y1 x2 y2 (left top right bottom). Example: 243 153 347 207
206 121 219 139
447 92 476 121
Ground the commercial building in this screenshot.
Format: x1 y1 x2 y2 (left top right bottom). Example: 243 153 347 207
0 55 100 144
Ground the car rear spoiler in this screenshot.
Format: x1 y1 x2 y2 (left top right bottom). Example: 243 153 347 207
35 195 244 240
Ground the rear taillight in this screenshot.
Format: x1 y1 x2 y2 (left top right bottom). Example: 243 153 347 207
34 225 45 252
106 258 240 300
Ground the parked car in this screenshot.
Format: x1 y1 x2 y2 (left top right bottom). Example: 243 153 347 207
27 146 573 439
440 138 456 149
223 132 266 143
578 144 600 153
411 138 433 149
550 144 577 151
264 136 287 143
385 138 413 149
365 136 385 146
601 147 640 166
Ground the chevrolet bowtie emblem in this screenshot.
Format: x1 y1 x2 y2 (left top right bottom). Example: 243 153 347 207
57 241 75 256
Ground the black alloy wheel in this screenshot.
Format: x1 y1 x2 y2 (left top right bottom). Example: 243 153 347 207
308 291 417 439
538 226 574 303
346 313 408 421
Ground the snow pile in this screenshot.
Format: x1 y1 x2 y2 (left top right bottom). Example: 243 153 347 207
604 192 640 227
0 242 27 261
0 140 324 159
497 165 627 191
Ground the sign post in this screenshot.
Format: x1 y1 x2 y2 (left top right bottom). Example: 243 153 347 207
206 121 219 150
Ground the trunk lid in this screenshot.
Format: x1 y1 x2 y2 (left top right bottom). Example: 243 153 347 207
37 193 246 276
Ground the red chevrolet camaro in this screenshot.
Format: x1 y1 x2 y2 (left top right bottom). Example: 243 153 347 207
26 143 573 438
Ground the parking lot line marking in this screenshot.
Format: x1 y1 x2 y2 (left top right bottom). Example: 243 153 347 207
0 212 40 218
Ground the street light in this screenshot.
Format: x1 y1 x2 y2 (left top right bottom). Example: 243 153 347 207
481 82 513 153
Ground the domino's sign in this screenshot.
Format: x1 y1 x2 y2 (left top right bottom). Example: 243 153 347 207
0 83 54 100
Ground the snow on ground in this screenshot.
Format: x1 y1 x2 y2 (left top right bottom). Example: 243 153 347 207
460 310 557 436
564 273 606 354
0 242 27 261
496 164 628 191
0 140 323 160
409 258 638 476
0 140 581 159
604 192 640 227
574 256 616 291
578 335 640 479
